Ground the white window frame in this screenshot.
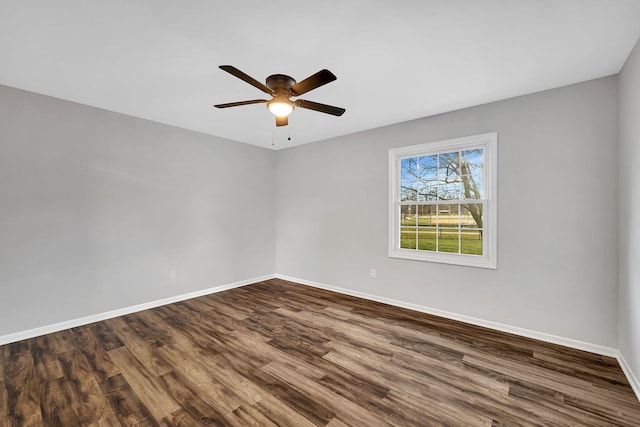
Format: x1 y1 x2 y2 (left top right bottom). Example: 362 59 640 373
388 132 497 269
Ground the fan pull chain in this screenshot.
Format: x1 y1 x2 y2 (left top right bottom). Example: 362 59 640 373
270 123 292 148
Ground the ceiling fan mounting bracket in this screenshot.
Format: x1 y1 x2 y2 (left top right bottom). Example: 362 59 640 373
266 74 296 91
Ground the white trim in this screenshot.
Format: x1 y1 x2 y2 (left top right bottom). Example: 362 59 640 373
0 274 276 346
388 132 497 269
617 351 640 401
275 274 619 358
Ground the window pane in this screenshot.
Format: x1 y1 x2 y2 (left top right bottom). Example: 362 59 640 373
418 155 438 178
400 205 416 226
461 229 483 255
438 180 461 200
437 151 461 200
461 148 484 199
417 155 438 201
438 228 459 253
438 151 459 177
400 187 417 201
400 158 419 201
418 179 438 201
418 227 436 251
437 204 457 228
417 205 436 226
461 203 483 229
400 228 416 249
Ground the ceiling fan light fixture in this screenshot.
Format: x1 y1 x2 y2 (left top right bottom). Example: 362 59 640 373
214 66 345 127
267 98 294 117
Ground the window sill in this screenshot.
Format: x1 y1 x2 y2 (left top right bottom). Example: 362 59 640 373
388 248 497 269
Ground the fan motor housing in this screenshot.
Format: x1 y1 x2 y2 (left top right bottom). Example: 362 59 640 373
266 74 296 90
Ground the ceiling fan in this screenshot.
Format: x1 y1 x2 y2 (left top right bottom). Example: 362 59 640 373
214 65 345 127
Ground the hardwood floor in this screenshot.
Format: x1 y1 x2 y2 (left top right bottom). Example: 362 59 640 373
1 278 639 426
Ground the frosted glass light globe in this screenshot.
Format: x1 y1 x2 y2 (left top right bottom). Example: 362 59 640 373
268 101 294 117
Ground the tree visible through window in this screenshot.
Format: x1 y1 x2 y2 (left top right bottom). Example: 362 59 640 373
400 148 484 254
389 133 497 268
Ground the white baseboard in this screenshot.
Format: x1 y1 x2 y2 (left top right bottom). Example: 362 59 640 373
275 274 620 358
617 351 640 402
0 274 275 346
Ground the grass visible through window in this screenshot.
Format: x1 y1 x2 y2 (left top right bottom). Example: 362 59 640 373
400 213 482 255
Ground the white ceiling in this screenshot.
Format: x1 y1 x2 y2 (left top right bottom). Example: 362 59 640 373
1 1 639 149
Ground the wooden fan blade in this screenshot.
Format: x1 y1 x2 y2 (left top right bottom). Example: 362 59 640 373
214 99 268 108
276 116 288 127
290 69 337 96
219 65 274 95
295 99 345 116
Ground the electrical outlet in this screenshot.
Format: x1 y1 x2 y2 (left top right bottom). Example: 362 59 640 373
170 270 177 280
370 269 376 278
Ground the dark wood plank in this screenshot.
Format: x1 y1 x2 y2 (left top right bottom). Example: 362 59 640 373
47 329 77 354
230 404 280 427
86 321 125 352
120 312 173 348
40 377 81 426
1 278 640 426
252 394 319 427
101 373 159 427
72 324 121 382
106 317 173 377
57 349 113 424
29 335 64 382
0 347 8 426
156 344 245 416
106 347 180 420
263 360 396 426
3 349 43 425
249 367 335 426
158 371 234 426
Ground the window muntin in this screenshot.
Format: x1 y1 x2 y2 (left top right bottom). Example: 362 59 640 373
389 133 497 268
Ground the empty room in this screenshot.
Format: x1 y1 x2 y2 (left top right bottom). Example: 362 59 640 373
2 1 640 425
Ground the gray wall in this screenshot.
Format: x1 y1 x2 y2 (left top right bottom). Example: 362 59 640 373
276 76 619 348
0 84 276 336
0 72 625 355
619 38 640 383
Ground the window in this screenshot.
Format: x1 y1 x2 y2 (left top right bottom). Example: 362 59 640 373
388 132 497 268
